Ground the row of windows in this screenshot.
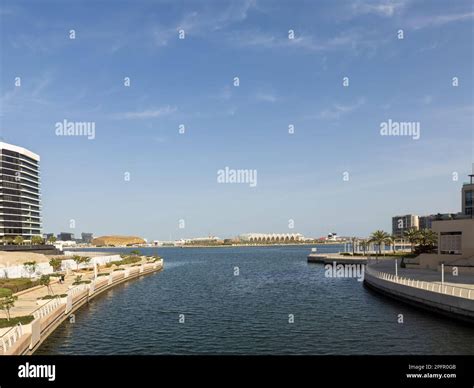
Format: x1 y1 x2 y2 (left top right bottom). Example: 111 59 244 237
0 196 40 205
1 181 39 194
1 149 38 165
0 188 40 199
1 175 40 189
0 208 40 217
1 168 39 183
0 229 41 235
1 159 39 174
0 214 39 223
0 201 40 211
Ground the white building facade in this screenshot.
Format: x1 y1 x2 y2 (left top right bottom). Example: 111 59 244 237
0 142 41 239
239 233 305 243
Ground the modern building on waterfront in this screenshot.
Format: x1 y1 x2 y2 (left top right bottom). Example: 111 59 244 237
392 214 419 237
239 233 305 243
462 175 473 217
58 232 74 241
81 232 94 243
0 142 41 239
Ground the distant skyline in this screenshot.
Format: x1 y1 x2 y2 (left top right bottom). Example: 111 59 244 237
0 0 473 241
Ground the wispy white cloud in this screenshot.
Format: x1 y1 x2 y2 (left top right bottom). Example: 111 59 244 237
112 105 177 119
255 91 277 103
407 12 474 30
0 73 54 116
228 28 385 55
150 0 257 48
351 0 408 17
316 97 366 120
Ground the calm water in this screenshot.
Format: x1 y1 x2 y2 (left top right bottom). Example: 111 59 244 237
36 246 474 355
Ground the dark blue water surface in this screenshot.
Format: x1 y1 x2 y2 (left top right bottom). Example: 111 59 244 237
36 246 474 355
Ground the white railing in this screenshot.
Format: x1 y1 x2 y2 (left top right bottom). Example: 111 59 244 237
68 283 89 297
0 323 23 354
366 265 474 300
32 297 63 320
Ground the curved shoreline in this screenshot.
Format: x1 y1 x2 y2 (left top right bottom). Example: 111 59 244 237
364 269 474 324
1 260 163 355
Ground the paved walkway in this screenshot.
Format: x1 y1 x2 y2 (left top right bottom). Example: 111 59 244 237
370 259 474 290
1 257 152 324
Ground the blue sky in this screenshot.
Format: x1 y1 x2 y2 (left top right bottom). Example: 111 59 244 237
0 0 473 240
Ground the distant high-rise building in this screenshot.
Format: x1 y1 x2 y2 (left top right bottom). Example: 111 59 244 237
58 232 74 241
0 142 41 239
462 174 473 217
43 233 54 241
419 215 436 230
392 214 419 237
81 232 93 243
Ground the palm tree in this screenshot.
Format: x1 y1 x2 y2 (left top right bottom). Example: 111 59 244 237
404 228 421 253
31 236 45 245
81 257 91 270
13 236 24 246
389 235 398 254
72 255 83 271
417 229 438 253
359 239 369 256
47 236 57 244
350 237 358 255
369 230 390 256
49 258 62 272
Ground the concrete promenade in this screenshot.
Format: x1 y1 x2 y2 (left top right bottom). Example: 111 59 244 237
0 257 163 355
365 259 474 322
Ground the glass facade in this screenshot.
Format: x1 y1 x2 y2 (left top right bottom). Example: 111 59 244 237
465 189 473 216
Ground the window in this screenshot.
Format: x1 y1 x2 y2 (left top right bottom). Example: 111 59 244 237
439 232 462 254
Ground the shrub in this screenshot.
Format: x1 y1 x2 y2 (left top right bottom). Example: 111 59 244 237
0 315 34 328
38 294 67 300
97 273 110 277
0 278 41 293
0 288 13 298
113 268 125 272
72 280 91 285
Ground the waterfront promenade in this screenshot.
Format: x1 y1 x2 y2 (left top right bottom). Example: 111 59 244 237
0 256 163 355
365 259 474 322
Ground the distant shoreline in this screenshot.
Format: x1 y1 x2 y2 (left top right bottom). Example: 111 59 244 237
69 242 345 250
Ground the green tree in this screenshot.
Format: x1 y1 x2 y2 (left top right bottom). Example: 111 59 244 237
388 235 398 254
47 236 57 244
23 261 37 277
81 257 91 269
2 236 13 245
369 230 391 256
13 236 24 246
40 275 53 295
31 236 45 245
0 288 17 321
350 237 358 255
72 255 83 271
415 229 438 254
404 228 421 253
49 258 62 272
130 250 141 256
359 239 369 256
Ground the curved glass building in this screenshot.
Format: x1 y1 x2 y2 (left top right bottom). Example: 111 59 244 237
0 142 41 239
